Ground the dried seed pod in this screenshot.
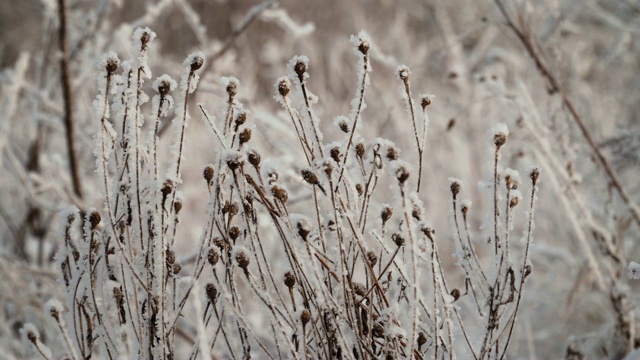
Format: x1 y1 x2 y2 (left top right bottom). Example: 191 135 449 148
330 147 341 163
450 180 461 199
161 179 174 197
235 112 247 127
294 60 307 83
494 131 507 148
297 220 310 241
392 233 405 247
420 95 432 108
203 165 214 184
396 166 410 184
226 80 238 99
451 288 461 301
272 185 288 203
510 196 519 208
372 322 384 338
207 248 219 266
239 128 252 145
157 79 171 96
421 225 435 240
106 57 120 75
398 66 410 82
461 203 469 216
338 120 349 133
301 169 320 186
89 211 101 230
173 263 181 275
205 283 217 304
530 168 540 184
417 332 427 349
174 201 182 214
355 143 365 158
366 251 378 267
412 203 421 220
236 250 250 270
229 226 240 241
523 264 532 278
300 309 311 326
386 146 398 161
278 78 290 97
227 156 243 171
213 237 224 251
381 206 393 223
166 249 176 265
228 203 239 217
247 150 261 167
355 184 363 196
284 271 296 289
358 39 370 55
189 54 204 72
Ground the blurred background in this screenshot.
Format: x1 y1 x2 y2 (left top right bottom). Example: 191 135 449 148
1 0 639 358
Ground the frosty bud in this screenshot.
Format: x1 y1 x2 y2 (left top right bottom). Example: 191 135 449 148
355 143 365 158
284 271 296 289
140 31 152 49
366 251 378 266
294 60 307 83
205 283 217 304
89 211 101 230
271 185 288 203
339 120 349 133
330 147 341 163
509 196 519 208
417 332 427 348
461 204 469 216
26 330 38 344
239 128 252 145
203 165 214 183
247 150 261 167
386 146 398 161
392 233 405 247
300 309 311 326
421 225 435 240
381 206 393 223
301 169 319 185
227 156 243 172
420 95 432 109
398 66 410 82
396 166 410 184
106 57 119 74
278 79 290 97
158 80 171 96
207 248 219 266
226 80 238 98
451 288 461 301
530 168 540 184
494 132 507 148
229 226 240 241
174 201 182 214
161 179 174 197
358 40 370 55
236 250 250 270
189 54 204 72
450 181 461 199
235 112 247 127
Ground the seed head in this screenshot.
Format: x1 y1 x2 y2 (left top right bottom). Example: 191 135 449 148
278 78 290 97
294 60 307 83
235 250 250 270
239 128 252 145
381 206 393 223
235 112 247 127
461 204 469 216
247 150 261 167
271 185 288 203
421 225 435 240
355 143 365 158
174 201 182 214
392 233 405 247
106 57 119 75
396 166 410 184
173 264 181 275
89 211 101 230
339 120 349 133
226 80 238 99
229 226 240 241
494 132 507 148
386 146 399 161
412 203 421 220
420 95 432 109
26 329 38 344
524 264 532 278
301 169 319 185
355 183 363 196
284 271 296 289
297 220 310 241
450 180 461 199
300 309 311 326
353 282 366 297
203 165 214 184
417 332 427 348
358 40 370 55
161 179 174 197
366 251 378 266
166 249 176 265
398 66 410 82
207 248 219 266
451 288 461 301
189 54 204 72
330 147 341 163
227 155 243 172
205 283 217 304
530 167 540 184
510 196 519 208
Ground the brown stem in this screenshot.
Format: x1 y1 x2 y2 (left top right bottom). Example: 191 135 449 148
58 0 82 199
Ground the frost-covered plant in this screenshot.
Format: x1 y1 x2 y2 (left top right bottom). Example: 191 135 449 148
25 29 542 359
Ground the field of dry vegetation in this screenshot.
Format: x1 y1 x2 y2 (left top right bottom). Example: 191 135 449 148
1 0 639 359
